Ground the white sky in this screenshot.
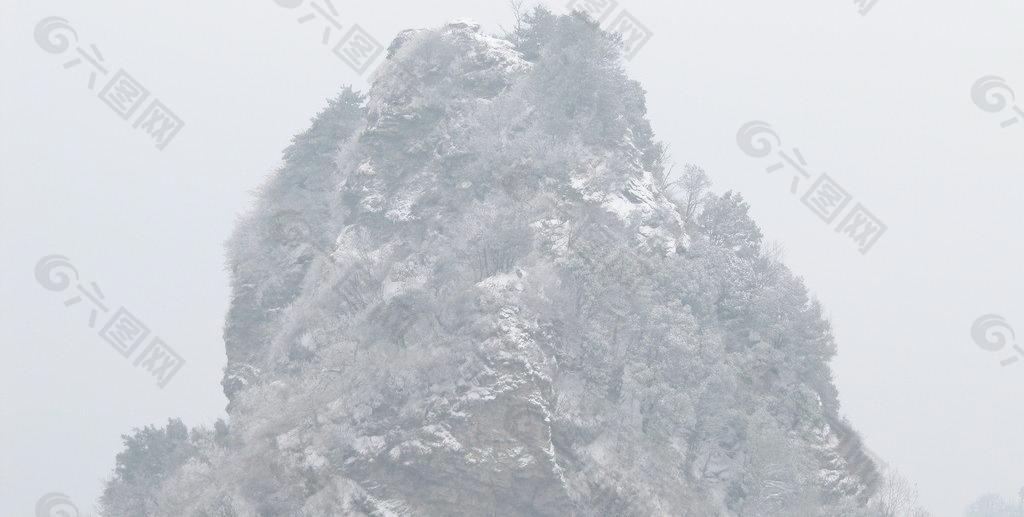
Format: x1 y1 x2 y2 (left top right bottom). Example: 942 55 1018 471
2 1 1022 515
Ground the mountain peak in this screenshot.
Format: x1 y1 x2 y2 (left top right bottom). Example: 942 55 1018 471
100 9 885 516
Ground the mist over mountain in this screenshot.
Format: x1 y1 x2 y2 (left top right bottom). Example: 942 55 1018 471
99 9 926 516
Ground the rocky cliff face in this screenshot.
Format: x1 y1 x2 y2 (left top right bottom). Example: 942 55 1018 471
102 10 882 516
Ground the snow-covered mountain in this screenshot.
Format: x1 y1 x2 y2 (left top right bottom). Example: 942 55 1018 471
100 9 905 516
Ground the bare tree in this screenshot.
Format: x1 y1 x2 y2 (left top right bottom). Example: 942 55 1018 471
869 471 930 517
499 0 528 37
653 161 713 229
510 0 526 32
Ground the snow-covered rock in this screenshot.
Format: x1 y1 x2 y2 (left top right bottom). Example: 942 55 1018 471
100 9 885 517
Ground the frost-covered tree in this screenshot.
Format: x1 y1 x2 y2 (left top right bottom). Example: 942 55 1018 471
965 494 1024 517
101 419 198 516
863 470 930 517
